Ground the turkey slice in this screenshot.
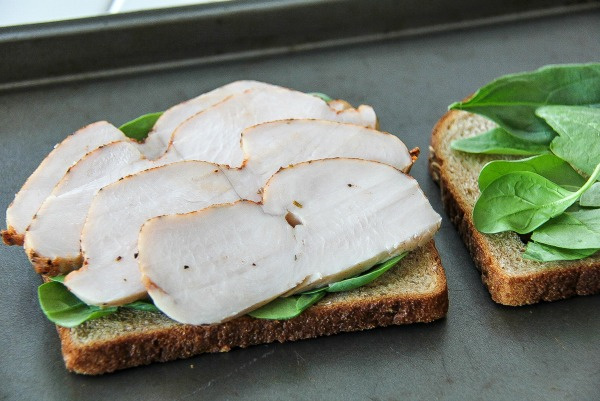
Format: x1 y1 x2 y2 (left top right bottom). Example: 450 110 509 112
138 80 279 159
64 161 239 305
226 119 414 201
138 158 441 325
139 201 299 324
261 158 442 293
3 122 127 245
23 142 165 274
169 87 377 167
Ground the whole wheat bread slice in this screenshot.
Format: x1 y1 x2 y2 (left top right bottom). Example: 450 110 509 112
52 240 446 375
429 110 600 306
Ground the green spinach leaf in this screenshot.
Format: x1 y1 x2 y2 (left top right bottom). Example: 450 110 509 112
308 92 334 103
38 280 161 327
523 242 598 262
473 161 600 234
248 253 407 320
451 127 549 155
450 63 600 143
295 293 327 311
49 275 66 283
123 300 160 312
536 105 600 176
325 253 406 293
580 183 600 207
119 112 163 141
531 209 600 249
478 154 585 191
247 292 326 320
38 281 118 328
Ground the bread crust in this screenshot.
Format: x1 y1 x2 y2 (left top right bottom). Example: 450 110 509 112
55 241 447 375
429 110 600 306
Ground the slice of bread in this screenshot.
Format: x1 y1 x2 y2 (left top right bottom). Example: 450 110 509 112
429 110 600 306
52 240 447 375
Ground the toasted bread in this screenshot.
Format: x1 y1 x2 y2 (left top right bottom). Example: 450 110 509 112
429 110 600 305
53 240 447 375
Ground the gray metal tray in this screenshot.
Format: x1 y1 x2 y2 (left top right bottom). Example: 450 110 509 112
1 2 599 400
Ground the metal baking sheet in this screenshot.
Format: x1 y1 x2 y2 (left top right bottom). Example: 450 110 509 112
1 0 598 90
1 6 599 401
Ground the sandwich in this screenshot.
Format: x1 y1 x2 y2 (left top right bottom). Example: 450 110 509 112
429 63 600 305
4 81 448 374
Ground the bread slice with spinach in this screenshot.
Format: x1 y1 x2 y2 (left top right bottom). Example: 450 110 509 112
430 110 600 305
50 241 447 375
428 63 600 305
24 85 448 374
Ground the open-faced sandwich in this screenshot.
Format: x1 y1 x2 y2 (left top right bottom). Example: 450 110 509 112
429 63 600 305
4 81 447 374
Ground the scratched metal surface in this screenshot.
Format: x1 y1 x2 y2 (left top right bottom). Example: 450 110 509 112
1 11 599 401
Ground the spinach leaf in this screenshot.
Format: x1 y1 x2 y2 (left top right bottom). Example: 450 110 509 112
295 293 327 311
119 112 163 141
580 183 600 207
478 154 585 191
523 242 598 262
38 280 160 327
308 92 334 103
536 105 600 176
298 253 407 295
247 292 326 320
248 253 407 319
451 127 549 155
473 161 600 234
38 281 118 328
531 209 600 249
49 275 66 283
450 63 600 143
326 253 406 293
123 300 160 312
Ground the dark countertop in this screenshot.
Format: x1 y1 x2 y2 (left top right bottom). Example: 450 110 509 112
1 8 599 401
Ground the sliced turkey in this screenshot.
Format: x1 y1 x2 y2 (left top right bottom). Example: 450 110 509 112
139 201 299 324
261 158 441 292
137 80 279 159
52 119 413 299
2 122 127 245
226 119 414 201
138 158 441 325
23 142 165 274
64 161 239 305
169 87 377 167
4 81 278 247
23 90 376 274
